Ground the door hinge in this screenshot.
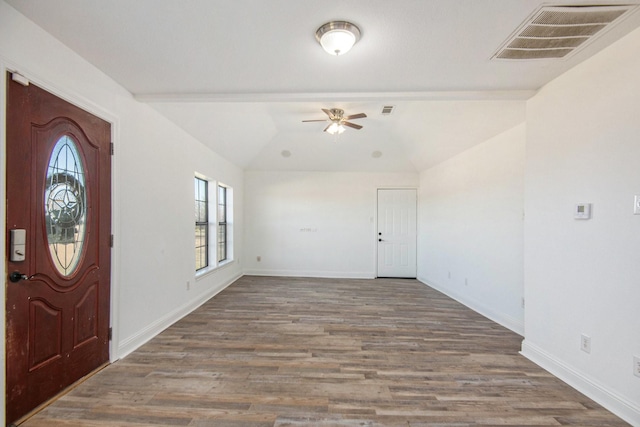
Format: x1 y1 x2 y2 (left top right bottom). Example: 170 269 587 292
110 234 114 248
110 142 114 155
108 327 113 341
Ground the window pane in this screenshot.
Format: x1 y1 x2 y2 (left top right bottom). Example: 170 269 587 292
217 221 227 262
217 186 226 222
195 225 207 245
195 247 206 270
199 179 206 198
196 200 207 222
195 224 206 247
217 243 226 262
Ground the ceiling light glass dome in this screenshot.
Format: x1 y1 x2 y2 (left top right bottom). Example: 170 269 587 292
316 21 361 56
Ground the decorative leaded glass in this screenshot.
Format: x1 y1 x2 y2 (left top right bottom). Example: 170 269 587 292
45 135 87 276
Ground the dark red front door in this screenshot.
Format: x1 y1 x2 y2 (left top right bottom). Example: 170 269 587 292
5 73 112 423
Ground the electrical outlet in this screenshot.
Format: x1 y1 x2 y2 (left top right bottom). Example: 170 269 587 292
634 355 640 378
581 334 591 354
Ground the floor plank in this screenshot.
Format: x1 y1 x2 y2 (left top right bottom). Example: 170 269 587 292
21 276 630 426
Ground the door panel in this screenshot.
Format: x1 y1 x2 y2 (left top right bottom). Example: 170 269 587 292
74 283 99 347
377 189 417 278
28 299 63 371
5 73 111 423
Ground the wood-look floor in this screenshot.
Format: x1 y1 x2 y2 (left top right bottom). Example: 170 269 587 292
22 276 629 426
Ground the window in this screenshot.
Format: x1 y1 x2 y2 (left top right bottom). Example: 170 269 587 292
194 177 208 271
217 185 228 262
195 176 233 273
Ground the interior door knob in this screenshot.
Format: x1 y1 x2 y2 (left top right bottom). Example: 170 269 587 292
9 271 28 283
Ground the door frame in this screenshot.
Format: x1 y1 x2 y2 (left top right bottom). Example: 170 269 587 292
374 187 418 278
1 63 121 421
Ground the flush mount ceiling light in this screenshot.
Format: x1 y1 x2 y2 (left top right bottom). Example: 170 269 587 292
316 21 361 56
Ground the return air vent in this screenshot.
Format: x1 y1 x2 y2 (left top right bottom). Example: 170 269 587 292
381 105 395 115
493 5 636 60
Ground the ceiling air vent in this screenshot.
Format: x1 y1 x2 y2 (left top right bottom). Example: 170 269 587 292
381 105 395 115
492 5 636 60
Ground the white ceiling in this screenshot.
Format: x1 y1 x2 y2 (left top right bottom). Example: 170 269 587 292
7 0 640 172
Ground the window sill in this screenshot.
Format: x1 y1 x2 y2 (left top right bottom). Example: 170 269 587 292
195 259 235 281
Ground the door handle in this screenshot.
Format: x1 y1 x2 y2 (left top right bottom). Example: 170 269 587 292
9 271 29 283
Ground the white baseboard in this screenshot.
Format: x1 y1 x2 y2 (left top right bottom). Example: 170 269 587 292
116 272 242 359
418 276 524 336
243 268 375 279
521 340 640 426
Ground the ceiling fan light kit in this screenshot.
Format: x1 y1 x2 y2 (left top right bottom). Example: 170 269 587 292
316 21 361 56
326 122 346 135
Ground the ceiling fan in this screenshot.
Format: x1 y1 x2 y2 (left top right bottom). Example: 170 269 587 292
302 108 367 134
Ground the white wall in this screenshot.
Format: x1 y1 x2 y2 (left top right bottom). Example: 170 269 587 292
417 124 525 334
244 171 418 278
0 2 244 422
523 27 640 425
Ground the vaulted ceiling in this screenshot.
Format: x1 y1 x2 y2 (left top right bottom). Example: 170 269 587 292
7 0 640 172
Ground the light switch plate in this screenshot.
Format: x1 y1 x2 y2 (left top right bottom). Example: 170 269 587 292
580 334 591 353
574 203 591 220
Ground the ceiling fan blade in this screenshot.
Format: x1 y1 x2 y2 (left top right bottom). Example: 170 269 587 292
343 121 363 130
344 113 367 120
322 108 335 119
323 124 332 132
302 119 328 122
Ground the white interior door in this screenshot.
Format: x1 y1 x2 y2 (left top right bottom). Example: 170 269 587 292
377 189 417 278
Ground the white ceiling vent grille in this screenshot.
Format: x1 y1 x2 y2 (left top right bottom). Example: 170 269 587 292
381 105 395 115
492 5 636 60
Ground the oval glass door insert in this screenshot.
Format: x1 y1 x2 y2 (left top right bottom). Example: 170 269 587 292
45 135 87 276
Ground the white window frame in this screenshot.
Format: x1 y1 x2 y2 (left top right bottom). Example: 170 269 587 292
216 182 233 267
195 174 233 278
194 175 210 272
